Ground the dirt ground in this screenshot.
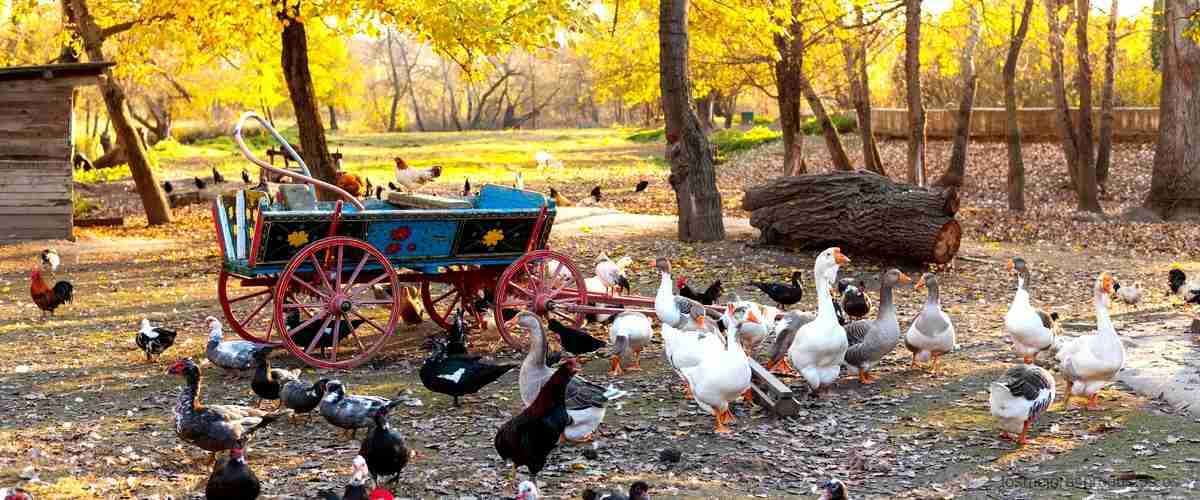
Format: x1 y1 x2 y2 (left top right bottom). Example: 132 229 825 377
1 196 1199 499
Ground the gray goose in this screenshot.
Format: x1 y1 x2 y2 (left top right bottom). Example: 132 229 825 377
843 269 910 384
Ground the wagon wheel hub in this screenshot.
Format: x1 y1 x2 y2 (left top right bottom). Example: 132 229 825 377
331 294 354 315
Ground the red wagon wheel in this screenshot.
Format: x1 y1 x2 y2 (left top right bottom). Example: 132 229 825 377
495 250 588 350
420 267 499 332
272 237 401 369
218 270 281 345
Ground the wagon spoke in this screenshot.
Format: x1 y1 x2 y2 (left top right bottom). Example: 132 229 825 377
354 299 395 306
538 259 547 288
330 320 341 362
227 288 272 304
347 324 368 351
302 314 336 352
282 302 324 310
309 255 334 293
334 245 345 291
342 255 370 294
349 273 391 300
550 309 576 323
498 301 528 310
431 288 457 306
238 294 274 327
547 278 573 300
289 273 330 300
350 310 391 337
508 283 534 300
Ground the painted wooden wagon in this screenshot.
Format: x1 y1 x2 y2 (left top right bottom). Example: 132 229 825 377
214 113 604 368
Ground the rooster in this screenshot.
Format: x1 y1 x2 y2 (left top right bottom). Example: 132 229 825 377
549 187 573 207
30 267 73 319
462 178 472 197
634 180 649 193
494 358 577 490
590 186 602 203
336 171 364 197
393 157 442 191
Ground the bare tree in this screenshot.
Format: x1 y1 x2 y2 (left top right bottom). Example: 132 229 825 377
841 6 883 175
660 0 724 241
278 0 336 187
1045 0 1081 186
1096 0 1119 187
1072 0 1100 212
904 0 926 185
773 0 807 176
1004 0 1036 211
1144 0 1200 219
937 2 980 188
798 70 853 171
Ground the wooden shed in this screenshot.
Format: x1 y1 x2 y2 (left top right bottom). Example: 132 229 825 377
0 62 112 241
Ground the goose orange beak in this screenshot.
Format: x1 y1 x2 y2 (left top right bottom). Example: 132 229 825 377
746 310 760 324
696 315 706 329
832 248 850 265
898 273 912 286
1006 259 1015 272
1102 273 1115 294
915 275 925 289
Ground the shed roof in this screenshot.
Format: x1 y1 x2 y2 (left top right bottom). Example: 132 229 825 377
0 62 114 82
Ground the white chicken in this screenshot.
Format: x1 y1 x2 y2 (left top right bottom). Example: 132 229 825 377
595 253 632 296
393 157 442 191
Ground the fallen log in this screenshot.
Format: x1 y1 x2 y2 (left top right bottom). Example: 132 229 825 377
743 171 961 264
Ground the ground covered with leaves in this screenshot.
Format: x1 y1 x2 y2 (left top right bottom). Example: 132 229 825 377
8 133 1200 499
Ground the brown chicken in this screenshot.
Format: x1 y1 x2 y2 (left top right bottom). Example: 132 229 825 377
30 267 73 319
494 358 576 489
398 286 424 325
335 171 364 197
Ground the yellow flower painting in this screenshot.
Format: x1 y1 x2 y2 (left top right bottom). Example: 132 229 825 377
482 229 504 248
287 230 309 247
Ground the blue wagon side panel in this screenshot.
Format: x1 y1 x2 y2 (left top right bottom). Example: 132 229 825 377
257 220 367 264
367 220 457 259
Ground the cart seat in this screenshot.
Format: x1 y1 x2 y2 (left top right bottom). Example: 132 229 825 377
386 192 473 210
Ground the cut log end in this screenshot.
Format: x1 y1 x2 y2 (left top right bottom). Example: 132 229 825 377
932 220 962 264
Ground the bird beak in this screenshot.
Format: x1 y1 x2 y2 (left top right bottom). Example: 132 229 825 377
915 276 926 290
746 310 760 324
1102 274 1115 294
1006 259 1015 272
898 273 912 286
832 248 850 265
696 316 706 328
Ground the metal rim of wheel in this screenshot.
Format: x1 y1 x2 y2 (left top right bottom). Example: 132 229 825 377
217 270 282 346
494 250 588 350
272 236 401 369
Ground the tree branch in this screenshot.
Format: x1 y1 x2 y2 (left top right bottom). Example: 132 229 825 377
99 13 174 40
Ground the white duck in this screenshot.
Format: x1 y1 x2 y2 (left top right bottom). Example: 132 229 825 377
679 304 752 434
904 272 956 374
512 312 627 442
653 257 709 331
1004 258 1060 364
1056 272 1124 411
989 364 1056 446
787 247 850 396
608 312 653 376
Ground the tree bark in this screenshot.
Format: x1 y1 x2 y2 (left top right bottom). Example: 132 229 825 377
904 0 927 185
1072 0 1100 212
695 92 715 131
65 0 171 225
722 93 736 129
773 0 806 176
797 71 852 171
1096 0 1119 187
1046 0 1081 186
385 30 402 132
841 10 883 175
659 0 724 241
277 1 335 190
743 171 961 264
327 104 339 131
937 2 980 188
1004 0 1036 211
1144 0 1200 219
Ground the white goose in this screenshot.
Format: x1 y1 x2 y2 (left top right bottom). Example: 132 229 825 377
904 272 956 373
1056 272 1124 411
607 311 653 376
1004 258 1060 364
989 364 1056 446
653 257 709 331
787 247 850 396
661 321 723 398
679 304 752 434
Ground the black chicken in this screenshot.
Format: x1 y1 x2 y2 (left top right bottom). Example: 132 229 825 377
590 186 602 202
420 309 517 406
463 178 472 197
677 277 723 305
241 169 251 184
205 448 260 500
162 180 174 194
374 186 383 199
285 310 366 354
838 279 871 319
251 349 299 408
212 167 226 184
195 177 207 190
135 318 177 363
582 481 652 500
634 180 649 193
547 318 606 356
750 271 804 307
1169 268 1200 303
359 404 411 486
494 358 577 488
279 376 329 419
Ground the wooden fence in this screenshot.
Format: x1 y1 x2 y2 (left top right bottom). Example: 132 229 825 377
870 107 1158 142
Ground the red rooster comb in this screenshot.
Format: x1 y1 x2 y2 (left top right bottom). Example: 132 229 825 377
369 488 395 500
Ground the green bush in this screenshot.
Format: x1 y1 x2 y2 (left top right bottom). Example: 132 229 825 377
801 114 857 135
626 128 666 142
752 115 774 126
75 165 132 184
72 194 102 218
711 126 782 154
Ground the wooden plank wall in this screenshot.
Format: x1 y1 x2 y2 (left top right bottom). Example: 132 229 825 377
0 78 76 241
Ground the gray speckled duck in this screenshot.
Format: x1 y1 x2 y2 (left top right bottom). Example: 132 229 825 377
843 269 910 384
205 316 273 376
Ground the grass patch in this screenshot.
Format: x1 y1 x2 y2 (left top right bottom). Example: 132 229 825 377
801 114 857 135
74 165 131 184
626 128 665 143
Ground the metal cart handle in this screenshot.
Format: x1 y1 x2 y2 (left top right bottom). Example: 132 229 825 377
233 112 364 210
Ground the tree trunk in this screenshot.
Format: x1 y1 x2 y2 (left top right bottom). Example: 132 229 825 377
1004 0 1036 211
1072 0 1100 212
722 93 736 129
1096 0 1119 187
743 171 961 264
937 3 980 188
385 30 402 132
659 0 724 241
695 92 715 131
773 0 806 177
904 0 927 185
1144 0 1200 219
797 71 852 171
327 105 339 131
278 2 336 190
65 0 171 225
1046 0 1081 186
841 11 883 175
